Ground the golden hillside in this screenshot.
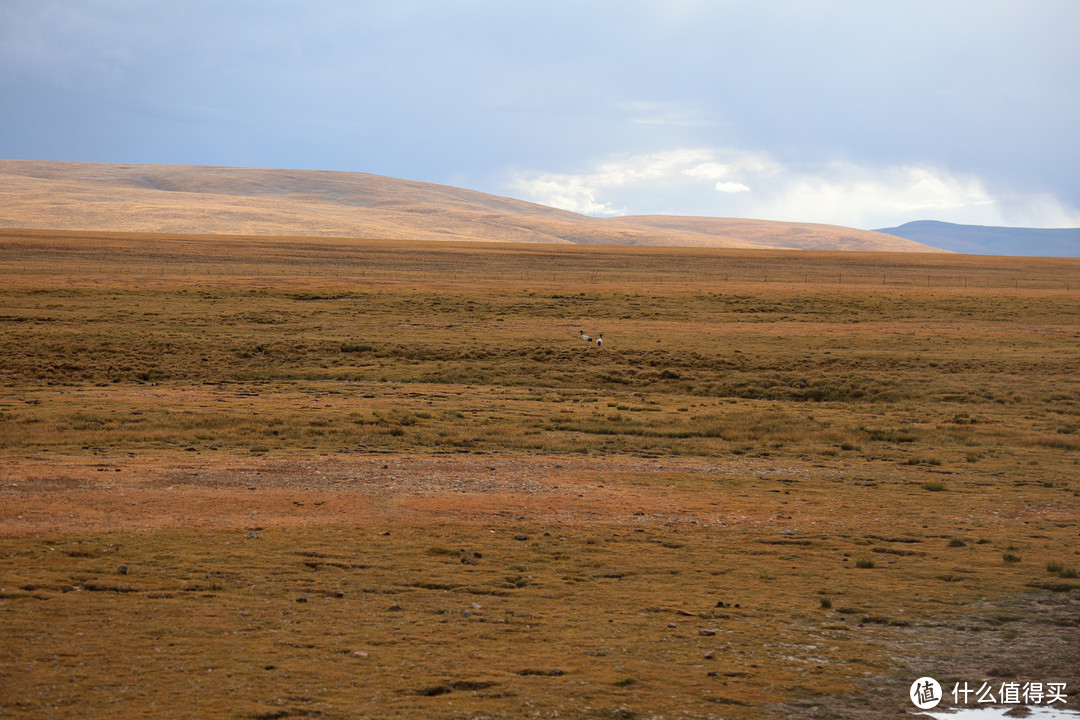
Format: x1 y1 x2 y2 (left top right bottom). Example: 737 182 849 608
0 159 945 252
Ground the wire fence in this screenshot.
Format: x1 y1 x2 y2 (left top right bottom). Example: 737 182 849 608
5 263 1078 293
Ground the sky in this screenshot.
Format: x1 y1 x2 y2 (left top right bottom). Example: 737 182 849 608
1 0 1078 230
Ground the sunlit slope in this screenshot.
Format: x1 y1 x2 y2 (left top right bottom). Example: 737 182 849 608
605 215 939 251
0 160 944 251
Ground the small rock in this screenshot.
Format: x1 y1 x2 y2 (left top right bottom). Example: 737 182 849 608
514 535 529 541
245 531 258 539
295 597 307 603
667 623 677 629
117 564 129 575
698 628 717 636
378 531 391 536
676 609 695 617
387 604 402 612
351 650 368 658
704 651 715 660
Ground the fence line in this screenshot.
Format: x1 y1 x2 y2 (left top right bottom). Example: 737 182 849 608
2 261 1078 292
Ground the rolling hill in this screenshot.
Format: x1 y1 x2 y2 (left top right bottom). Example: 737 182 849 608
875 220 1080 257
0 159 945 252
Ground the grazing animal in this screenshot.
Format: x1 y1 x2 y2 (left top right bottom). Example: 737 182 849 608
579 330 592 342
596 334 603 347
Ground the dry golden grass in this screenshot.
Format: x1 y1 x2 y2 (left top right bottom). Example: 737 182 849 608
1 230 1078 719
0 160 944 251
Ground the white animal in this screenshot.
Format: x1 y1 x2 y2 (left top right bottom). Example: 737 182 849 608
597 335 603 347
579 330 592 342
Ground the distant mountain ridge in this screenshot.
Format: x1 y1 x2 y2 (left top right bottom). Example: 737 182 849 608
875 220 1080 257
0 159 945 252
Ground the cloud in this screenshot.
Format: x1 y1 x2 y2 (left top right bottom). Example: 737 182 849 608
683 155 780 181
681 163 732 180
509 148 777 216
509 149 716 216
506 148 1080 228
759 164 996 226
507 174 620 216
752 164 1080 228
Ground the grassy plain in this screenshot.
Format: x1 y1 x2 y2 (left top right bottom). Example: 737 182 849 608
1 229 1079 719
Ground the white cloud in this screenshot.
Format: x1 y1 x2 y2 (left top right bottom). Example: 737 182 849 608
590 149 716 185
750 164 1080 228
757 164 996 227
683 162 731 180
508 174 621 216
509 149 722 215
506 148 1080 228
509 148 776 216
